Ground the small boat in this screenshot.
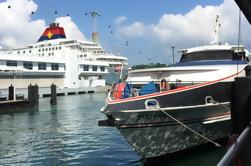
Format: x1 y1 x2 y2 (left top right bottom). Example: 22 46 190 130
98 16 251 159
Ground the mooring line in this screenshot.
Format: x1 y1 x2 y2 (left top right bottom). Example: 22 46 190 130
212 100 231 112
154 105 222 147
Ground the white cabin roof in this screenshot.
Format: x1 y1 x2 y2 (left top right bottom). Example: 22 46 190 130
180 43 246 54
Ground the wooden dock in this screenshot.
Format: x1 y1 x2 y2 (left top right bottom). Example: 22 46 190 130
0 100 29 108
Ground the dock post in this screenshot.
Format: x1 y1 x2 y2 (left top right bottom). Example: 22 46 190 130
8 84 14 100
50 83 57 105
231 77 251 134
28 84 39 105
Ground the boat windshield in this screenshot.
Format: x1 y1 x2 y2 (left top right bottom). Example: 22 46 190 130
180 50 246 63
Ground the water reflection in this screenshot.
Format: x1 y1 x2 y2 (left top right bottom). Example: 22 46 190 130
0 93 226 166
0 93 139 165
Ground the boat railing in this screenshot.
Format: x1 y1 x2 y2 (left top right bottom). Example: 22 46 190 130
109 80 208 100
217 124 251 166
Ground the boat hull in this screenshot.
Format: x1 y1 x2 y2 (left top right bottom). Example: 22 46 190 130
111 103 231 158
101 81 234 158
117 115 230 159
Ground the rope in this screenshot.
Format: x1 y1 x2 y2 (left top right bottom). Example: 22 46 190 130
212 100 231 112
154 105 221 147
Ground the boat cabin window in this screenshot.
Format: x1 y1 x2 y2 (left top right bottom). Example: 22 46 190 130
23 62 33 70
180 50 235 63
83 65 89 71
51 63 59 70
92 65 97 71
38 63 47 70
7 60 17 67
100 66 105 72
233 51 249 61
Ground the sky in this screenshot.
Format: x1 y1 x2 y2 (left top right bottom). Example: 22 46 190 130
0 0 250 66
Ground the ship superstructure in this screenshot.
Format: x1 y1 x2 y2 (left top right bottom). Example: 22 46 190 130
0 23 128 89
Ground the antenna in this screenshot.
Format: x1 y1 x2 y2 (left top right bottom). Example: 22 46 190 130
171 46 175 64
90 11 101 44
211 14 221 45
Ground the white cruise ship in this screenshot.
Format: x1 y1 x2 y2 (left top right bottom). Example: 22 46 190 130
0 23 128 90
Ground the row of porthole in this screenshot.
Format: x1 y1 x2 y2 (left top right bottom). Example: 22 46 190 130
38 52 55 56
78 54 87 58
16 46 62 55
83 65 105 72
38 46 62 52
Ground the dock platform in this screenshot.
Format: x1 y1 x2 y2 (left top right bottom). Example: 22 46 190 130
0 100 29 108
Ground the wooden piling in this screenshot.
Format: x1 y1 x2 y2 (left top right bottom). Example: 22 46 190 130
50 83 57 105
8 84 14 100
28 84 39 105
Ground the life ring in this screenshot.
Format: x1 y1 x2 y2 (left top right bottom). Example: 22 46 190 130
160 79 169 91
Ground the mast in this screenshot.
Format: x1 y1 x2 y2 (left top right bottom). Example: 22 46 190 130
211 14 221 45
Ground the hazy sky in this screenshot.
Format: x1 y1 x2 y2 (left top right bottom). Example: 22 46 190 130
0 0 250 65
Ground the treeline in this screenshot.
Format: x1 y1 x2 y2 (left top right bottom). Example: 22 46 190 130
131 63 166 70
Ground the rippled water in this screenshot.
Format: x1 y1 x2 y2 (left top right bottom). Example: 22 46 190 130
0 93 227 165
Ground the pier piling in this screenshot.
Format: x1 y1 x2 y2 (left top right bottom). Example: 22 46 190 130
28 84 39 105
50 83 57 105
8 84 14 100
231 77 251 134
218 77 251 165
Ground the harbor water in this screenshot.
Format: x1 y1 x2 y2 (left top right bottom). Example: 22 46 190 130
0 93 227 165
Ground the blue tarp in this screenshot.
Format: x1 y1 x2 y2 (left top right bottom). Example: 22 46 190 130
122 83 133 98
139 82 157 96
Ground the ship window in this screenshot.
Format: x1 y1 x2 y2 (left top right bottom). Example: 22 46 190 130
49 48 51 51
83 65 89 71
100 66 105 72
45 48 48 51
55 47 58 50
6 60 17 67
180 50 234 63
233 51 246 61
23 61 33 70
38 49 41 52
29 50 32 53
80 55 83 58
51 63 59 70
48 53 51 56
84 54 87 57
23 50 25 54
38 63 47 70
59 46 61 50
52 47 54 50
42 48 44 51
92 65 97 71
